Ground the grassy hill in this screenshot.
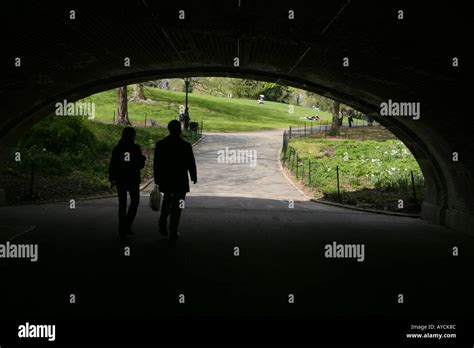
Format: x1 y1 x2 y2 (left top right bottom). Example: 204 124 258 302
80 86 332 132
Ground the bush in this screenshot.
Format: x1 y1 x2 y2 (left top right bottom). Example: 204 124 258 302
18 116 97 155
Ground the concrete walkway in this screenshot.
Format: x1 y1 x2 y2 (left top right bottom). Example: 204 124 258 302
144 130 307 203
188 130 304 200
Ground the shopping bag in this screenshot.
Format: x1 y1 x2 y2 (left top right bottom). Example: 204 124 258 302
149 184 162 211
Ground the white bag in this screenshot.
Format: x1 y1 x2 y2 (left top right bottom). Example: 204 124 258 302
149 185 162 211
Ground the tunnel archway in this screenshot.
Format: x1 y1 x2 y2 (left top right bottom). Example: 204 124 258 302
1 1 471 233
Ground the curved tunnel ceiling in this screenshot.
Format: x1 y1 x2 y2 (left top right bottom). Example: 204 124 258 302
0 1 472 233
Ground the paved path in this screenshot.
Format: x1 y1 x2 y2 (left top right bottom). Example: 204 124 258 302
144 130 307 204
1 195 472 319
188 130 304 200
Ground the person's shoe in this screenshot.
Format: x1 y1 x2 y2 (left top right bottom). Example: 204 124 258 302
159 223 168 236
169 232 181 241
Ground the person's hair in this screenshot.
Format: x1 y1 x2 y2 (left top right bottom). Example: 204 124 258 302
168 120 182 136
121 127 136 143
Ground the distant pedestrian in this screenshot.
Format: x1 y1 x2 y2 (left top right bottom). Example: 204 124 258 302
184 107 190 131
367 115 374 126
179 110 185 129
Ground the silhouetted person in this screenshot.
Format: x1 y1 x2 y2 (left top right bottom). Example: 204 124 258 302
109 127 146 237
367 115 374 126
154 120 197 240
184 107 190 131
348 110 354 127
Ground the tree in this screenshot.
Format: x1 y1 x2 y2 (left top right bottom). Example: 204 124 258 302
192 77 234 97
230 79 261 99
130 83 146 102
330 100 341 135
116 86 131 125
260 82 292 103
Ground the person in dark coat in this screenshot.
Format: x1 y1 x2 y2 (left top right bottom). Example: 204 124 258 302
184 107 190 131
154 120 197 240
108 127 146 236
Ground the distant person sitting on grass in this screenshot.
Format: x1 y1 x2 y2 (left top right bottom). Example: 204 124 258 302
108 127 146 237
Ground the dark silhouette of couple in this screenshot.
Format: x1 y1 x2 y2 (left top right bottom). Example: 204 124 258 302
108 120 197 239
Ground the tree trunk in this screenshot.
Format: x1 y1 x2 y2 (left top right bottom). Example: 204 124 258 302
130 83 146 101
330 100 340 135
116 86 131 125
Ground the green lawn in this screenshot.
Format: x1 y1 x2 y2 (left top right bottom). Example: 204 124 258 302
283 126 424 213
80 86 331 132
